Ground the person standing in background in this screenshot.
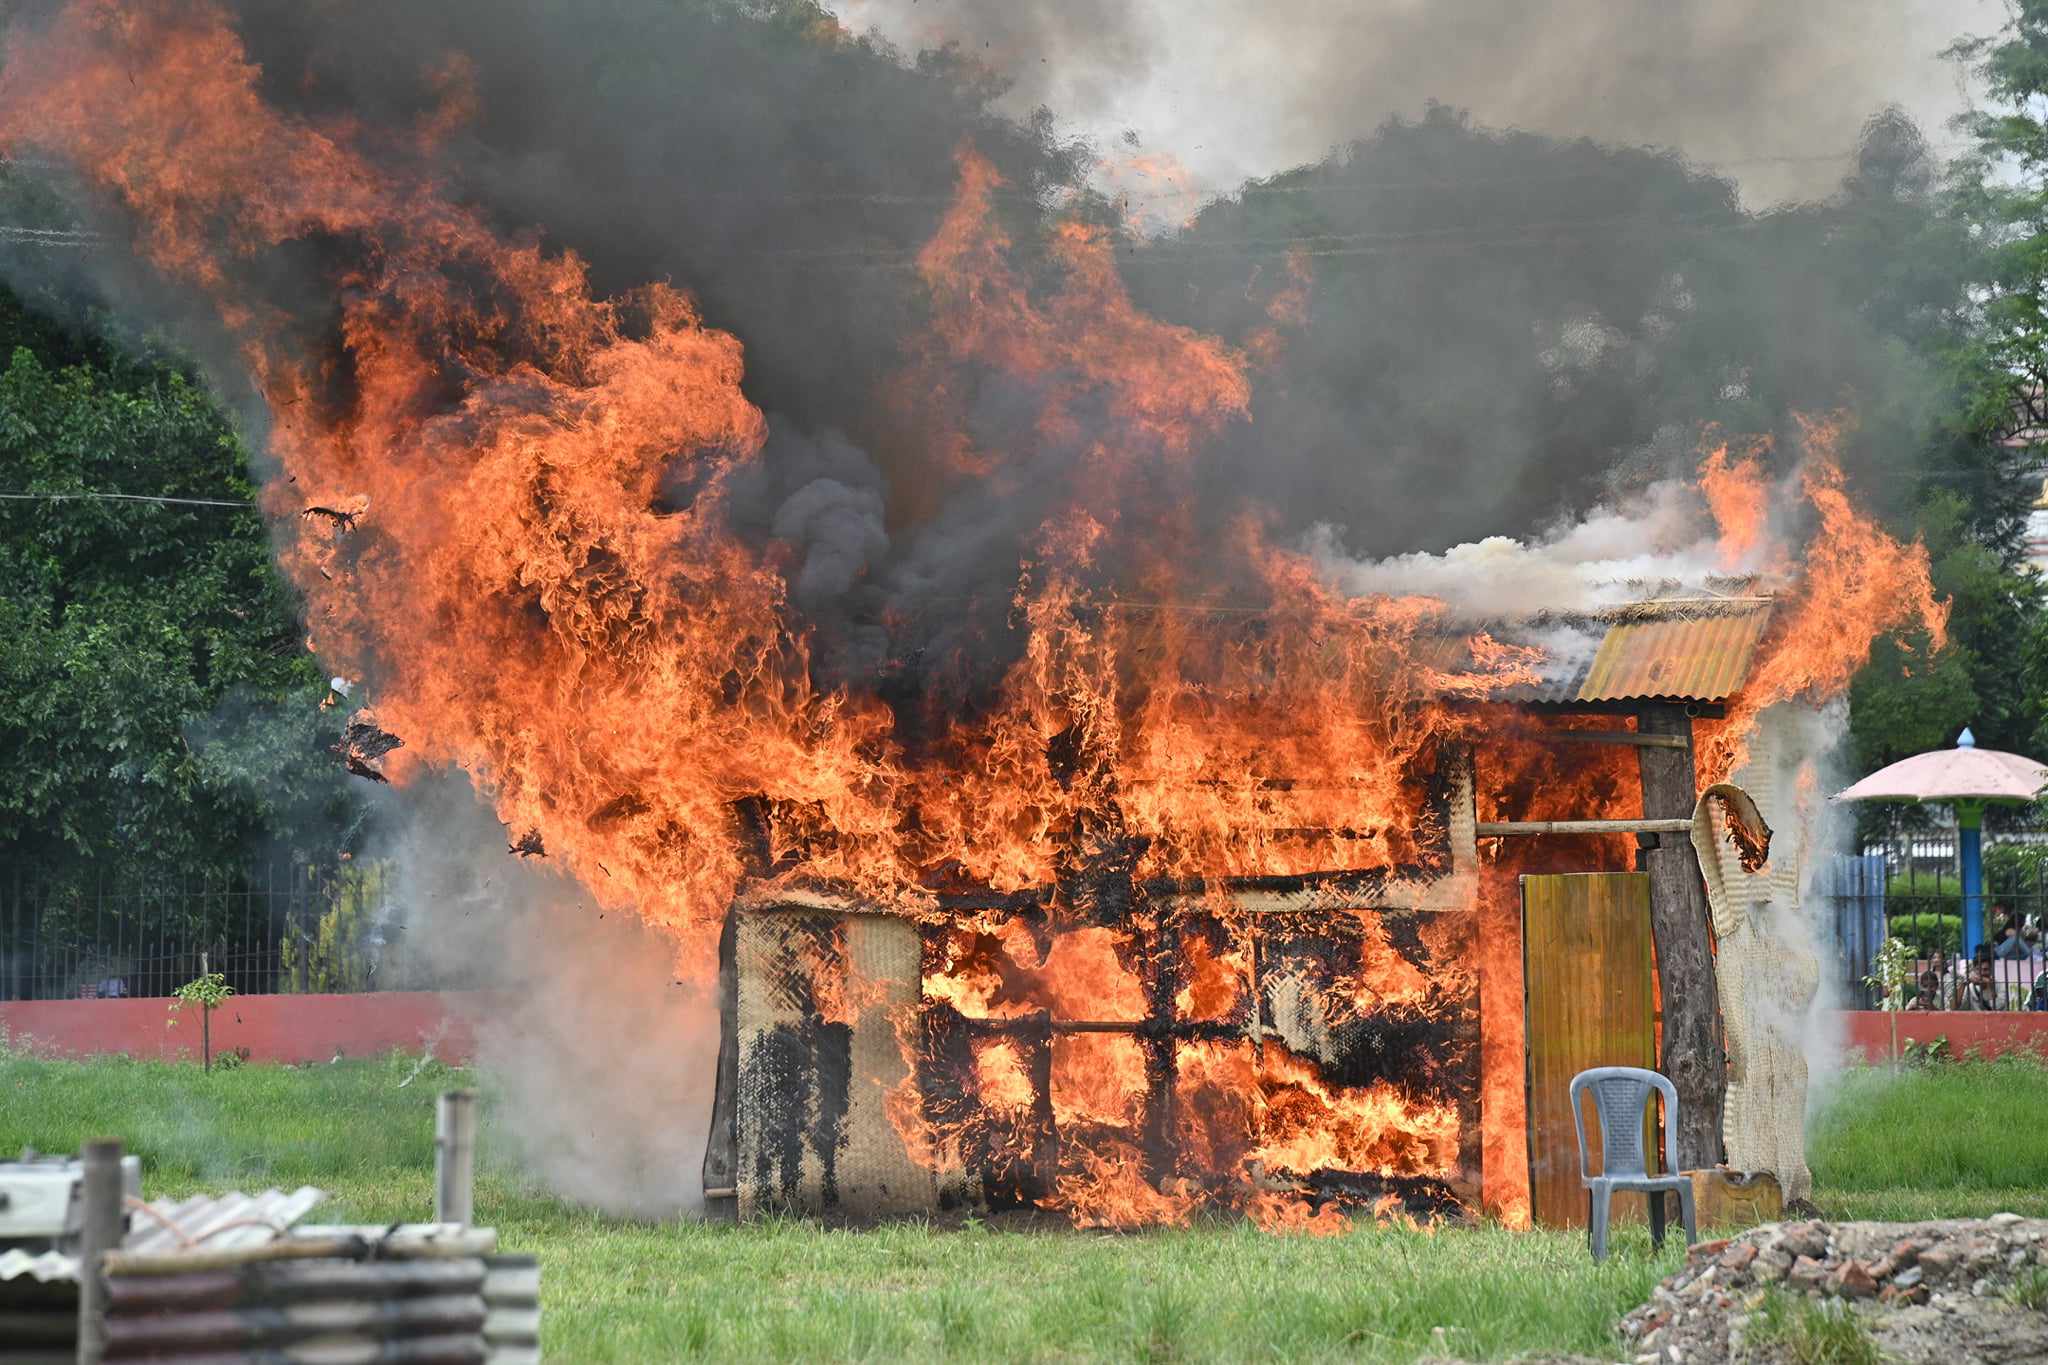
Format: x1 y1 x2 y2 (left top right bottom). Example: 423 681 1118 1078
1953 959 2002 1011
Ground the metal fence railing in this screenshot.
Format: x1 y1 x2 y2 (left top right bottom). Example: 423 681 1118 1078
0 863 353 1001
1825 837 2048 1012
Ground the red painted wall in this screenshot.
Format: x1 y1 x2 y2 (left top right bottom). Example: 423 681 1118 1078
0 992 478 1064
1832 1009 2048 1062
8 997 2044 1071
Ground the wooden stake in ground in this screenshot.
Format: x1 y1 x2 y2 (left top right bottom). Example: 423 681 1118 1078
436 1089 477 1227
77 1137 125 1365
1636 704 1725 1169
199 952 211 1073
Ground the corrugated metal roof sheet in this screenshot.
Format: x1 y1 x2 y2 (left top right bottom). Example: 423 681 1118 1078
1577 602 1772 703
122 1186 327 1256
1304 593 1774 705
0 1187 325 1283
0 1246 79 1282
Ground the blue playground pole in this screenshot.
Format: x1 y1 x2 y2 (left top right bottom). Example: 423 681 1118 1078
1957 728 1984 959
1959 802 1985 960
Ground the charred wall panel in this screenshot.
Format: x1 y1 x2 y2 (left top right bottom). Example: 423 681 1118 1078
729 908 936 1219
710 755 1485 1221
717 900 1483 1221
1256 908 1481 1215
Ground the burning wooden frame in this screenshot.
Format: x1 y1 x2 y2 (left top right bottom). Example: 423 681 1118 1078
703 756 1482 1225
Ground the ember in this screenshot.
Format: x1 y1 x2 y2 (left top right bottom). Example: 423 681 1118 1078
329 715 403 784
299 504 362 533
1724 804 1773 874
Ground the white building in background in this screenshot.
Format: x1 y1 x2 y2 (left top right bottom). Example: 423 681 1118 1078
2029 476 2048 574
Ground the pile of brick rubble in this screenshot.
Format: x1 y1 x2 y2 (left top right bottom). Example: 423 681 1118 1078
1620 1215 2048 1363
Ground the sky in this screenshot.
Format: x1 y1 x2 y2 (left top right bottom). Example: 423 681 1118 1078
829 0 2000 218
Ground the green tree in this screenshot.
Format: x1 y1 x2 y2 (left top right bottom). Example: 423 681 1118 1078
0 282 363 919
1950 3 2048 454
1135 102 2037 780
1921 4 2048 766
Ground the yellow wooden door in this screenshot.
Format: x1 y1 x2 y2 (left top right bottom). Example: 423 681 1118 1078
1522 872 1656 1228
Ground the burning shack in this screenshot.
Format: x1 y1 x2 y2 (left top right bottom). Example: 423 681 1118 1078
0 6 1947 1240
703 590 1809 1230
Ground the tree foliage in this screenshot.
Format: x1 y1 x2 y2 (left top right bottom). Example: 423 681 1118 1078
0 283 363 898
1949 2 2048 766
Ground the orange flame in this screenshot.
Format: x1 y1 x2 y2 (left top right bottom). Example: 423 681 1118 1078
1039 1139 1201 1230
1698 437 1772 569
1698 418 1947 784
1246 1191 1352 1236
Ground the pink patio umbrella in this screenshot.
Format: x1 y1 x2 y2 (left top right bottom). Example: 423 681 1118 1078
1834 728 2048 956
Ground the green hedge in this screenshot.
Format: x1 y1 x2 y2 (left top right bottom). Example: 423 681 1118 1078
1886 911 1962 958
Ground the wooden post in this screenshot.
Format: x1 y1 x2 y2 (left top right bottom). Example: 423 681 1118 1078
1139 911 1182 1188
76 1138 124 1365
1635 703 1725 1170
435 1090 477 1227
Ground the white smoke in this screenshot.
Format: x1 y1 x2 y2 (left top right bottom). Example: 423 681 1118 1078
379 775 718 1217
1302 475 1738 619
1732 699 1859 1104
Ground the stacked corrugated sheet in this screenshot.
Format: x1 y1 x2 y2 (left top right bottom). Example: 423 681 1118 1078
2 1191 537 1364
4 1189 326 1365
1 1154 141 1365
0 1245 80 1365
101 1224 536 1365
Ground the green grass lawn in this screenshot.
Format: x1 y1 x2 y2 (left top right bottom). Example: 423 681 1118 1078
1809 1051 2048 1222
5 1044 2045 1362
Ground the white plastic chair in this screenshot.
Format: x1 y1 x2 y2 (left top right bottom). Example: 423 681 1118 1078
1569 1066 1698 1261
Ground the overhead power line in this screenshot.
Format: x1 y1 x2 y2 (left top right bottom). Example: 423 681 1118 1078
0 206 1799 268
0 225 103 247
0 137 1977 208
0 491 255 508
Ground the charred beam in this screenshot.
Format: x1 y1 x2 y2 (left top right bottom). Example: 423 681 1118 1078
1140 913 1182 1188
951 1014 1243 1040
728 797 774 879
1143 868 1398 899
700 910 740 1222
1512 699 1727 718
1027 1016 1057 1200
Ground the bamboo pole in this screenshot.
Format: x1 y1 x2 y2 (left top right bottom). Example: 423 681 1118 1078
435 1091 477 1229
1530 730 1690 749
1474 818 1695 837
77 1138 125 1365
